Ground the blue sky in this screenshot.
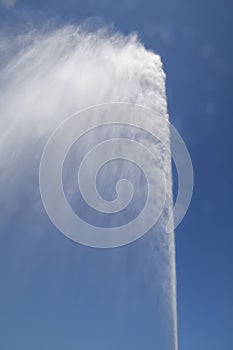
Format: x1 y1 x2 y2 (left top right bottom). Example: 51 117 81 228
0 0 233 349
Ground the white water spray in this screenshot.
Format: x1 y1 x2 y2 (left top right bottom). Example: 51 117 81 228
0 24 179 349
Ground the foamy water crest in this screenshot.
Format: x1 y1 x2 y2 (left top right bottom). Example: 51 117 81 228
0 24 193 350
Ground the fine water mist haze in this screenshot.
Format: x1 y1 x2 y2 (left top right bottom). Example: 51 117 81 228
0 23 178 349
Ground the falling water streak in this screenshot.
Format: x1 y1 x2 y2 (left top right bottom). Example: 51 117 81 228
172 233 179 350
0 23 179 349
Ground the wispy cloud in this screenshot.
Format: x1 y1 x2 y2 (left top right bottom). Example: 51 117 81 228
1 0 17 9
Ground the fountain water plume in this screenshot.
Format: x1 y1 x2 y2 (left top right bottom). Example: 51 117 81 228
0 24 178 349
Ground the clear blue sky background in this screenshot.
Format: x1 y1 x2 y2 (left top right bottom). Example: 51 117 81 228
0 0 232 349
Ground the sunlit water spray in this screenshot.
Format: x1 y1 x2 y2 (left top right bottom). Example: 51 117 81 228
0 24 180 349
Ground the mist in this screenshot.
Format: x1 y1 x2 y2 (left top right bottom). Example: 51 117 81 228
0 23 178 350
